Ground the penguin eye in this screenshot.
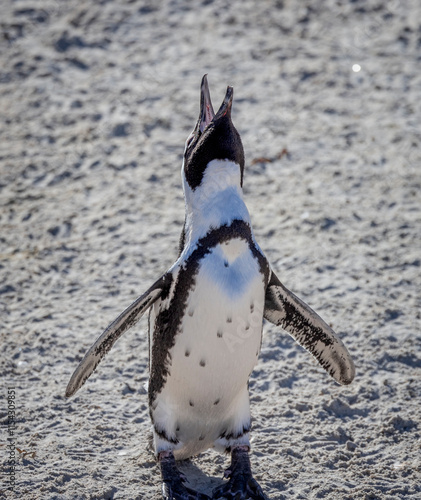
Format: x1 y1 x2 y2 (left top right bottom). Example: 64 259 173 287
186 133 195 149
186 130 201 151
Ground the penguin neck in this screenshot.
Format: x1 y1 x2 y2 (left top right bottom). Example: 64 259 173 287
182 159 251 246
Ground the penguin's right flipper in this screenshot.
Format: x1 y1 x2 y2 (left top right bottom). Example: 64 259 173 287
65 273 172 398
264 270 355 385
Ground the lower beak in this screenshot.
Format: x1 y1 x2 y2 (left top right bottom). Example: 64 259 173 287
199 74 215 132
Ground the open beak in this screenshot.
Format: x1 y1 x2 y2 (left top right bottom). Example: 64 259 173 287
198 74 234 134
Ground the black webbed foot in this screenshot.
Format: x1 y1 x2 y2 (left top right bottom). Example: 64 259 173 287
160 450 211 500
212 446 267 500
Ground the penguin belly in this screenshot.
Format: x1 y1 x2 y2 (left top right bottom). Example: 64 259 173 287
150 238 266 459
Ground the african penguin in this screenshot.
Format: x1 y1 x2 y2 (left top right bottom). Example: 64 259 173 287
66 75 355 500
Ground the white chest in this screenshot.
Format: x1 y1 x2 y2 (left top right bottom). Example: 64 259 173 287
174 238 265 389
150 238 266 455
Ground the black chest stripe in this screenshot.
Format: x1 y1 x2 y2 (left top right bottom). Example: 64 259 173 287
149 219 270 409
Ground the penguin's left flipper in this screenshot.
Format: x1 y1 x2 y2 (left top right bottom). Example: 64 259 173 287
65 273 172 398
264 270 355 385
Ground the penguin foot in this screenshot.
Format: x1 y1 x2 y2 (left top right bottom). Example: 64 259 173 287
160 450 211 500
212 446 267 500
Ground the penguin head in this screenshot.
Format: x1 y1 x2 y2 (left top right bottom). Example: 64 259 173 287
182 75 245 192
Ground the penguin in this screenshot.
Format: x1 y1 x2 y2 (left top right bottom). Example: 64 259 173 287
66 75 355 500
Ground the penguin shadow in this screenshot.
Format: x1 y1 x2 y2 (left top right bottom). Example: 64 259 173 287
146 436 224 496
177 458 225 497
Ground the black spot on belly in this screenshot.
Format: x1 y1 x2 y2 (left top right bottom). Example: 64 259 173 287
250 302 254 313
224 260 229 268
214 398 220 405
189 400 194 407
227 317 232 323
185 349 190 357
217 329 223 338
200 359 206 367
149 219 270 408
245 323 250 331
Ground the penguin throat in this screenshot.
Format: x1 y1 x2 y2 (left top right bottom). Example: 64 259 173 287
183 159 250 244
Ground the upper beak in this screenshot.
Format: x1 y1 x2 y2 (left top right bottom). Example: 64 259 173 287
198 75 234 133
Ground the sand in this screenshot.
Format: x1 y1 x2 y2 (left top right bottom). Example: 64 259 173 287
1 0 420 498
